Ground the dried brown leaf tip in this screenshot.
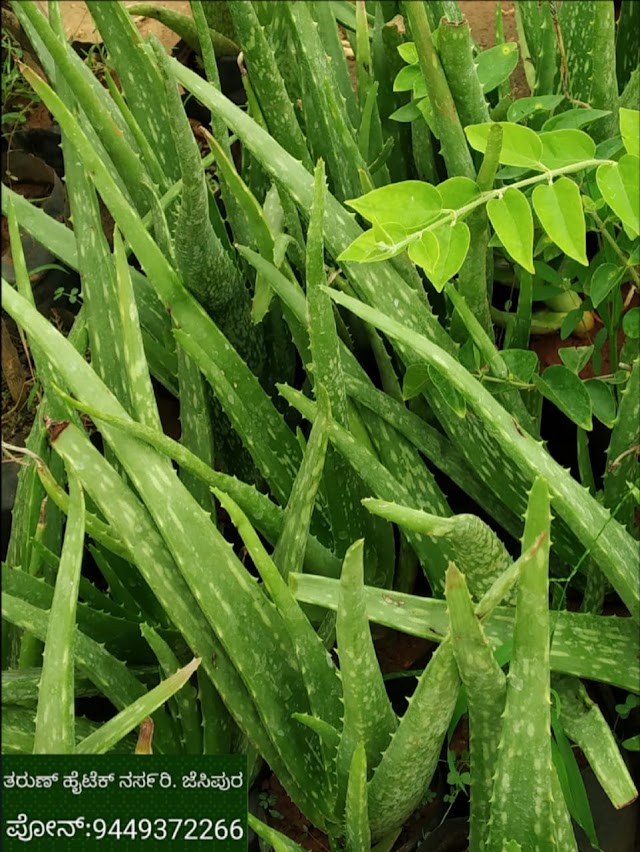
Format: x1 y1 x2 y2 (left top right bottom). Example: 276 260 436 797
44 417 70 443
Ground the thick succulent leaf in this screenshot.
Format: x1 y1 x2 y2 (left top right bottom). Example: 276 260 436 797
290 574 639 692
336 541 398 810
322 287 639 621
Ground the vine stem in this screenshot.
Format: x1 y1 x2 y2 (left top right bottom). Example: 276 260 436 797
376 158 616 254
587 207 640 290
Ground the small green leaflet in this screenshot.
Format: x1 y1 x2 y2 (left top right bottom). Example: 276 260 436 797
533 365 593 430
402 364 429 400
619 108 639 157
346 180 442 232
428 365 466 417
486 187 534 273
408 221 470 291
397 42 418 65
532 178 588 266
337 229 404 263
389 101 422 123
507 95 564 124
623 307 640 339
393 64 421 93
402 363 466 416
438 177 481 211
596 154 640 237
558 346 593 374
474 42 519 94
501 349 539 383
542 108 612 132
465 122 543 170
589 263 624 307
538 129 596 169
584 379 617 428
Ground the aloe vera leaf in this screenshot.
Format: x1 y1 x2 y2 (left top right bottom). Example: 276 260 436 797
312 0 360 128
290 574 639 693
140 624 202 755
2 665 159 706
284 2 366 202
619 66 640 112
402 1 475 179
171 57 454 357
324 287 640 621
4 285 332 822
52 390 340 580
197 668 233 755
1 593 177 755
3 186 174 368
553 675 638 809
125 3 238 56
345 740 371 852
269 382 331 583
76 658 201 755
214 487 342 740
6 279 318 793
248 814 307 852
189 0 229 153
293 713 341 751
35 462 129 563
31 472 84 753
367 639 460 839
175 345 215 515
364 500 515 604
13 1 142 204
225 1 311 170
1 565 159 664
306 162 370 561
336 541 398 812
84 0 179 183
2 705 137 755
48 421 325 822
279 384 450 593
113 229 163 430
12 71 305 506
603 357 639 538
438 16 491 128
445 563 506 851
88 544 166 625
445 283 538 435
514 0 556 97
150 41 248 313
173 329 305 512
486 478 562 848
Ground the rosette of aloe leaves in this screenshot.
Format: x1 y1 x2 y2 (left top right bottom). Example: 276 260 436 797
2 2 638 849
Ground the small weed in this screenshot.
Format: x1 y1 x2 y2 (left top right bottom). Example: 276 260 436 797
53 286 82 305
258 791 284 821
1 27 41 138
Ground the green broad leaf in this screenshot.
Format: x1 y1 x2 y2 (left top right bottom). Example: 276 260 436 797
429 365 466 417
346 181 442 232
622 735 640 751
397 42 418 65
438 177 482 211
538 129 596 169
584 379 617 427
619 108 639 157
501 349 539 383
465 122 543 169
532 178 588 266
507 95 564 124
623 307 640 339
474 42 519 94
393 64 421 92
558 346 594 374
402 364 430 401
389 100 422 123
590 262 625 307
486 187 534 273
596 155 640 237
560 309 586 341
337 229 405 263
542 108 612 132
408 221 470 291
533 365 593 430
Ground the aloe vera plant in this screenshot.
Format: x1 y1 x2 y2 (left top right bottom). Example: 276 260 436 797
2 1 638 848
